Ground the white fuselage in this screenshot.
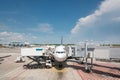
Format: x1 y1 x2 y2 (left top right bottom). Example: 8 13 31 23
53 45 68 62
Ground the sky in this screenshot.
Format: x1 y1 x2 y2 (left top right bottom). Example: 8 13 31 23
0 0 120 44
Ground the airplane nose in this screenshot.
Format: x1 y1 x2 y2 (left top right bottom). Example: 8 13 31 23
54 54 67 62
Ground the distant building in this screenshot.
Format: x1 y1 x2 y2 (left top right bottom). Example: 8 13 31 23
9 42 30 47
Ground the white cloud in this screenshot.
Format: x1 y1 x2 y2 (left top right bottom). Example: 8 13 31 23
70 0 120 43
30 23 53 33
0 11 18 14
71 0 120 34
7 18 17 23
0 31 37 44
0 24 8 30
112 17 120 22
106 35 120 44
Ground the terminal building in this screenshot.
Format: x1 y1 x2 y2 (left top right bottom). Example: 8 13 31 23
9 42 30 47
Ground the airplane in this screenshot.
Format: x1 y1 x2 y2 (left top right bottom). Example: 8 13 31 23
52 37 68 68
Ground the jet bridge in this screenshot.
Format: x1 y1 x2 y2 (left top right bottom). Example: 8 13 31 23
21 47 52 69
69 43 95 72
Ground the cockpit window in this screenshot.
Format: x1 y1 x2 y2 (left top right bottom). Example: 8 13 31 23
56 51 65 54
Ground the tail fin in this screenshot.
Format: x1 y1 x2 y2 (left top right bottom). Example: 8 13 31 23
61 36 63 45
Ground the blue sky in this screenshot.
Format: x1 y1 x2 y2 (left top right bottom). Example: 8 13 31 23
0 0 120 44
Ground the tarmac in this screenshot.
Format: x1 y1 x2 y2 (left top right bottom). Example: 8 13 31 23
0 48 120 80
